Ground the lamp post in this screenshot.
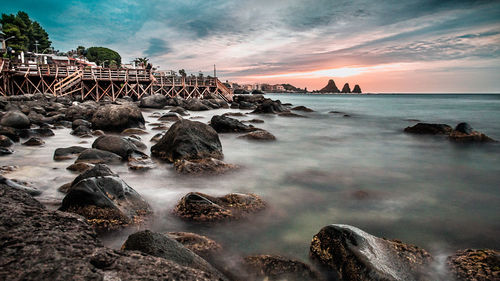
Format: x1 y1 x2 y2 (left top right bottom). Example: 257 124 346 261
1 36 16 53
34 40 39 53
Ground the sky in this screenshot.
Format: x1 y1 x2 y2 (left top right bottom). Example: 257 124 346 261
2 0 500 92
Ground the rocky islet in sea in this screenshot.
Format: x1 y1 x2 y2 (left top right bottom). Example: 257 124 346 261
0 92 498 280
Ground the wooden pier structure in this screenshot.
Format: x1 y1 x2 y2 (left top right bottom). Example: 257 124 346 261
0 59 233 102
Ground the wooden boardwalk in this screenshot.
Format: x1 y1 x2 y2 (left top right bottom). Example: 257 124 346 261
0 60 233 102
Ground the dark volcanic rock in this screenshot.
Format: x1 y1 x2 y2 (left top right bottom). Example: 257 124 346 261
72 119 92 130
122 230 226 279
0 175 42 196
0 111 30 129
54 146 87 160
65 101 98 121
151 119 223 162
91 103 145 132
251 99 286 114
139 94 168 109
252 89 265 95
22 137 45 146
404 123 453 135
159 112 183 122
60 164 152 231
292 105 314 112
174 158 238 175
174 192 266 222
184 99 210 111
17 127 55 138
210 115 255 133
447 249 499 281
233 94 265 104
75 148 122 164
310 224 432 281
243 255 323 281
238 130 276 141
167 232 222 258
449 123 496 143
71 125 92 137
0 126 19 142
0 135 14 147
66 162 94 173
454 122 473 134
319 79 340 93
239 101 257 110
341 83 351 93
234 89 249 95
169 106 190 116
92 135 138 158
0 147 14 155
352 84 362 93
0 185 221 280
278 112 307 118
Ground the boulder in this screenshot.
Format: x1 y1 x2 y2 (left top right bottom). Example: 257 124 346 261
22 137 45 146
449 123 496 143
0 185 222 280
233 94 265 104
0 135 14 147
447 249 499 281
65 101 98 121
0 147 13 155
278 112 307 118
92 135 138 159
169 106 190 116
0 175 42 196
239 101 256 110
75 148 122 164
139 94 168 109
60 164 152 232
233 89 249 95
17 127 55 138
91 103 145 132
238 130 276 141
292 106 314 112
0 111 30 129
184 99 210 111
166 232 222 258
0 126 19 142
66 162 94 173
159 112 183 122
72 119 92 130
174 158 238 175
151 119 223 162
251 99 286 114
242 255 323 281
252 89 265 95
210 115 255 133
404 123 453 135
122 230 226 280
54 146 88 160
310 224 432 281
173 192 266 222
71 125 92 137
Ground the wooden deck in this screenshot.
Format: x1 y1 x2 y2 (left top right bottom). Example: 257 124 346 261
0 61 233 102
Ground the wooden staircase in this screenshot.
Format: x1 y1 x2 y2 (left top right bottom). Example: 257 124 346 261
54 69 83 95
216 79 233 102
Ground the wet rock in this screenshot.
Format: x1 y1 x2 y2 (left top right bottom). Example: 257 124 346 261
0 147 14 155
449 123 496 143
0 165 18 174
0 126 20 142
0 185 220 281
65 101 98 121
233 94 265 104
278 112 307 118
173 192 266 222
150 133 164 142
404 123 453 135
71 125 92 137
92 135 138 158
17 127 55 138
139 94 168 109
292 105 314 112
152 125 170 130
169 106 190 116
57 182 72 193
151 119 223 162
184 99 210 111
121 128 148 135
244 118 265 124
310 224 432 281
54 146 87 160
123 230 227 280
0 135 14 147
22 137 45 146
234 89 249 95
243 255 323 281
222 112 246 117
174 158 238 175
239 101 257 110
251 99 286 114
238 130 276 141
167 232 222 258
447 249 499 281
0 175 42 196
72 119 92 130
91 103 145 132
60 164 152 232
128 153 156 171
210 115 256 133
75 148 122 164
0 111 30 129
159 112 183 122
66 162 94 173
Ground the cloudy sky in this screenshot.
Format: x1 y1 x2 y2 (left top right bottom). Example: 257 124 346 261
3 0 500 92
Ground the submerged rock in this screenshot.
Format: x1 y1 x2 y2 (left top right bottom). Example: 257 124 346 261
0 126 19 142
169 106 190 116
158 112 183 122
174 192 266 222
92 135 139 158
238 130 276 141
310 224 432 281
0 175 42 196
404 123 453 135
22 137 45 146
91 103 145 132
174 158 238 175
243 255 323 281
449 123 496 143
60 164 152 232
75 148 122 164
17 127 55 138
122 230 226 280
0 135 14 147
251 99 286 114
151 119 223 162
166 232 222 258
54 146 87 160
210 115 255 133
0 111 30 129
447 249 499 281
0 185 221 280
292 105 314 112
278 112 307 118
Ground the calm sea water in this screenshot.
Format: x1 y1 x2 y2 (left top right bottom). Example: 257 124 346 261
4 93 500 262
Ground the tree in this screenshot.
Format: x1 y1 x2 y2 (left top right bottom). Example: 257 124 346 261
178 69 186 77
86 47 121 67
0 11 51 52
133 57 149 68
76 46 86 57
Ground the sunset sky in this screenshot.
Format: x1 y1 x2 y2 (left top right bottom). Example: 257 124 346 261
3 0 500 92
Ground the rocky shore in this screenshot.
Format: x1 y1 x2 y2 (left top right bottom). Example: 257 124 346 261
1 93 498 280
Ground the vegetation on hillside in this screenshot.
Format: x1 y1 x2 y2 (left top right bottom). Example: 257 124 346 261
0 11 51 52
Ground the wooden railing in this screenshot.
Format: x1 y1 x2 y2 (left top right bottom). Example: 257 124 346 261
54 69 83 93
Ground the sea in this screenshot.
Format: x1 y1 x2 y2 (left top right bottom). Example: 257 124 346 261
4 93 500 262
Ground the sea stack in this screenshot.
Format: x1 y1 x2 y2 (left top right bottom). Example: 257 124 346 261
352 84 362 93
341 83 351 93
319 79 340 93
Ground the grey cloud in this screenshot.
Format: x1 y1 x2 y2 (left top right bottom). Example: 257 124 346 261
145 38 171 57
